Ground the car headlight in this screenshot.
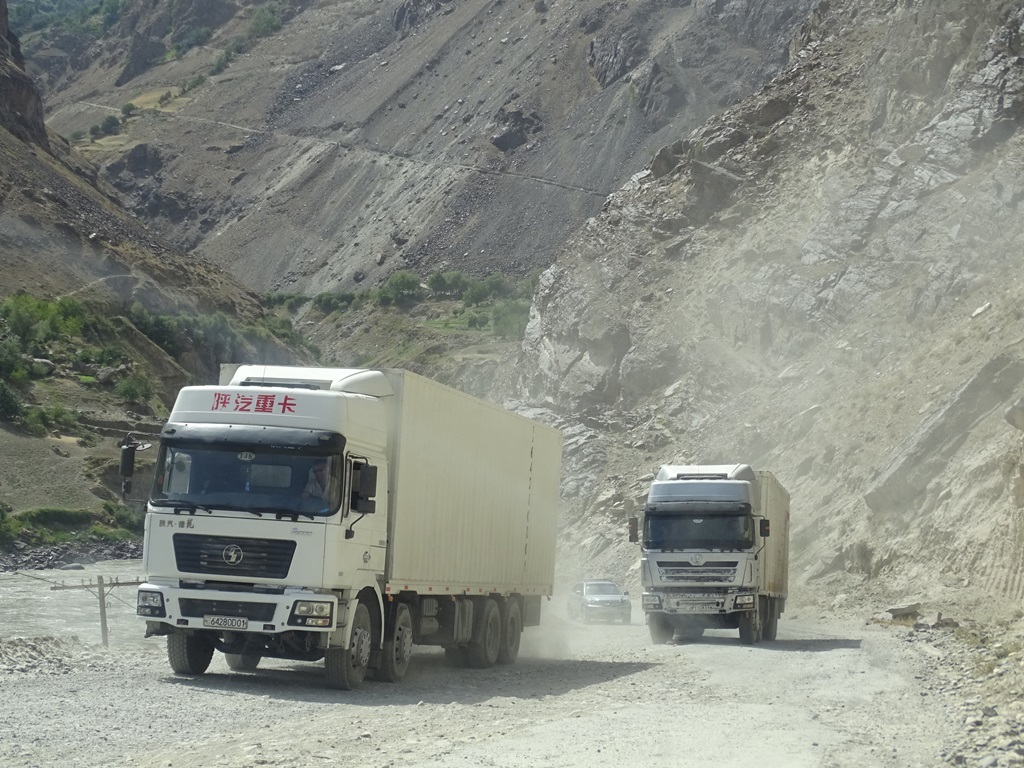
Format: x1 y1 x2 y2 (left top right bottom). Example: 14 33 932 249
642 594 662 609
137 590 166 617
289 600 334 628
734 594 755 606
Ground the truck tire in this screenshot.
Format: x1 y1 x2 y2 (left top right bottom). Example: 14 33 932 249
497 598 522 665
376 603 413 683
762 597 779 642
738 601 762 645
647 613 673 645
167 632 214 675
467 598 501 668
325 602 371 690
444 645 470 667
225 653 262 671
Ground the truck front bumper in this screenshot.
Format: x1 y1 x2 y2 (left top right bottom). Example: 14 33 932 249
136 581 342 635
642 591 754 614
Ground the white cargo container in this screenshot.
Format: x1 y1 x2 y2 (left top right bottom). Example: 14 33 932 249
129 365 561 689
628 464 790 645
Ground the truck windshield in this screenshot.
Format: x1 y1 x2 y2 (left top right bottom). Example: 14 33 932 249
150 444 341 518
644 514 754 551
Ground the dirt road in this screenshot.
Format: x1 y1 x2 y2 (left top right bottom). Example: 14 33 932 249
0 600 956 768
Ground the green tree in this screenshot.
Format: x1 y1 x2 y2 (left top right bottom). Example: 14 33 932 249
492 300 530 339
248 5 283 38
100 115 121 135
115 372 154 405
379 271 424 306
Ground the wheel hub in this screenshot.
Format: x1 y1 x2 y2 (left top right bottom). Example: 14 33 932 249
352 627 371 667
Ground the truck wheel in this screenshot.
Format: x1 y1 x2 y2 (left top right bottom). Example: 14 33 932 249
647 613 673 644
325 602 371 690
467 598 501 668
497 598 522 664
444 645 470 667
376 603 413 683
762 597 779 642
225 653 262 671
167 632 214 675
738 602 762 645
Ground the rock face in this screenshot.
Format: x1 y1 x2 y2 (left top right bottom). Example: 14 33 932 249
37 0 817 293
0 0 48 147
509 0 1024 610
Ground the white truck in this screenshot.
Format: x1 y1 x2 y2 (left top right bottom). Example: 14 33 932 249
628 464 789 645
126 365 562 689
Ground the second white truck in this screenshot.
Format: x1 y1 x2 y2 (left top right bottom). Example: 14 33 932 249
128 365 562 688
629 464 789 645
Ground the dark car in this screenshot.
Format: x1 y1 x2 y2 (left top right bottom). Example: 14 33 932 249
567 579 631 624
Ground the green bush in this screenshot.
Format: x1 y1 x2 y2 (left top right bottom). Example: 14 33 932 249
0 380 22 421
20 508 92 528
103 502 144 534
211 50 232 75
428 271 471 299
379 271 424 306
466 311 489 330
0 502 13 546
121 102 137 116
492 300 531 339
115 372 155 404
313 291 356 314
100 115 121 135
463 281 490 307
248 5 283 38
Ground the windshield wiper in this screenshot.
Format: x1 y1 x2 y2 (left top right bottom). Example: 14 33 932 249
255 507 316 522
165 501 214 515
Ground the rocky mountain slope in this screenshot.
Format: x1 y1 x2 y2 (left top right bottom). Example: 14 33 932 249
511 0 1024 619
0 3 301 512
32 0 816 294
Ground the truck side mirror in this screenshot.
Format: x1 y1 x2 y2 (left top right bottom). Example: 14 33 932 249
119 444 137 478
358 464 378 499
628 516 639 543
759 519 771 537
118 436 151 500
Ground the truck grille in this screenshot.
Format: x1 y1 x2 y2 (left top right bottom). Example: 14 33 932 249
173 533 296 579
178 598 276 621
656 560 738 583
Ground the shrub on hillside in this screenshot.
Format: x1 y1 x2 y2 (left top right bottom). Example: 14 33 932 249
378 271 424 306
0 380 23 421
249 5 283 38
115 373 154 405
20 508 92 528
492 300 531 339
103 502 144 534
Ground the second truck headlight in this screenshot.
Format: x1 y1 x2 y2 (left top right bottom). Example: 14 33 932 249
290 600 334 627
137 590 166 617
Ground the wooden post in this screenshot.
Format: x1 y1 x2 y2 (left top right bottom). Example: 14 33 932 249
97 575 109 648
49 577 144 647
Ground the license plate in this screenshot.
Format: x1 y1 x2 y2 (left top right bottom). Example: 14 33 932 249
676 603 718 613
203 615 248 629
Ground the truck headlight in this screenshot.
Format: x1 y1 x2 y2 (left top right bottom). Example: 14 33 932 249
642 594 662 609
289 600 334 627
137 590 166 617
734 594 755 606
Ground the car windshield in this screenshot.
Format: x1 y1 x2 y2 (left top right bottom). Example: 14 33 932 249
585 582 622 596
150 443 340 518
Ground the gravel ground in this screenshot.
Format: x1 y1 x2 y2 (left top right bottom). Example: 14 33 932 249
0 571 988 768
